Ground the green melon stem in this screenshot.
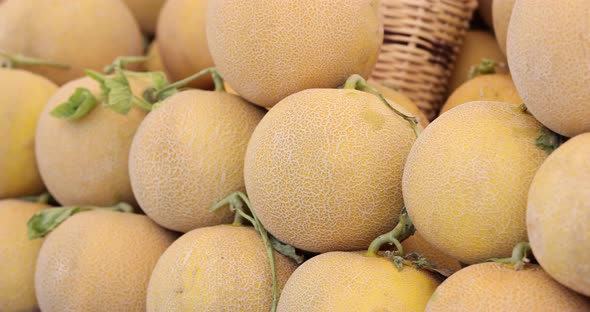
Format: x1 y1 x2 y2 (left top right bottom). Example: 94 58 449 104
488 242 532 270
211 192 279 312
154 67 224 99
27 202 134 240
0 50 70 69
19 192 53 205
366 207 416 257
103 55 151 74
536 126 568 155
468 58 499 79
343 74 421 137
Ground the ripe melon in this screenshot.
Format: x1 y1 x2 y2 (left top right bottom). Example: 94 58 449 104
527 132 590 296
277 251 440 311
447 30 507 94
0 199 49 312
35 75 150 207
0 68 57 198
143 40 169 77
402 101 547 264
426 262 590 311
440 73 522 114
206 0 383 108
492 0 515 56
507 0 590 137
35 210 178 311
156 0 214 89
121 0 166 34
147 224 297 311
129 89 266 233
0 0 143 85
244 88 416 253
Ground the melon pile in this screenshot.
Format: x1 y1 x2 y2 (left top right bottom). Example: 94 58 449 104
0 0 589 311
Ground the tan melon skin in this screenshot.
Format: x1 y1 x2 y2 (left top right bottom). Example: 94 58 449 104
206 0 383 108
35 210 178 312
492 0 515 56
129 90 266 233
244 88 416 253
426 262 590 311
35 76 149 207
527 132 590 296
121 0 166 35
0 200 49 312
143 40 169 77
447 30 507 95
156 0 214 89
507 0 590 137
0 0 143 85
0 68 57 198
277 251 440 312
147 224 297 311
402 101 547 264
441 73 522 114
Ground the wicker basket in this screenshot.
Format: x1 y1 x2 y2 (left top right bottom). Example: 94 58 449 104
370 0 478 121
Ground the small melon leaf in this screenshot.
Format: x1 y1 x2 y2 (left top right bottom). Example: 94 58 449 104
102 71 134 114
49 88 98 119
27 202 133 240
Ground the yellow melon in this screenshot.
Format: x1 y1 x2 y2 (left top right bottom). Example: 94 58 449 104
507 0 590 137
129 89 266 233
0 199 49 312
35 75 150 207
244 88 416 253
368 80 430 128
401 232 462 275
0 0 143 85
35 210 177 311
121 0 166 35
156 0 214 89
440 73 522 114
147 224 297 311
402 101 547 264
527 132 590 296
426 262 590 311
447 30 507 94
206 0 383 108
492 0 515 56
0 68 57 198
143 40 169 77
277 251 440 311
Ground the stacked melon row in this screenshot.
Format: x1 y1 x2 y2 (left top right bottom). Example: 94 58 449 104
1 0 589 311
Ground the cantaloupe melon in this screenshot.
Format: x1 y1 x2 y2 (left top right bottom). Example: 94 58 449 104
156 0 214 89
0 199 49 312
35 209 177 311
147 224 297 311
206 0 383 108
507 0 590 137
426 262 590 311
129 89 266 233
277 251 440 311
121 0 166 35
440 73 521 114
447 30 507 94
143 40 169 77
492 0 515 56
0 68 57 198
35 75 150 207
402 101 547 264
0 0 143 85
244 88 416 253
527 132 590 296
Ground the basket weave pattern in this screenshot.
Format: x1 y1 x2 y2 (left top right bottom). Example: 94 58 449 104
370 0 478 121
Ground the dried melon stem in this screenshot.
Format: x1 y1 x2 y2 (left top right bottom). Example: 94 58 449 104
0 50 70 69
26 202 134 240
488 242 531 270
343 74 421 137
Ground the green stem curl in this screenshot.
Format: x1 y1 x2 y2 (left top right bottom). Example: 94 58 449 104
0 50 70 69
343 74 421 137
155 67 223 98
488 242 532 270
103 55 151 74
366 207 416 257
